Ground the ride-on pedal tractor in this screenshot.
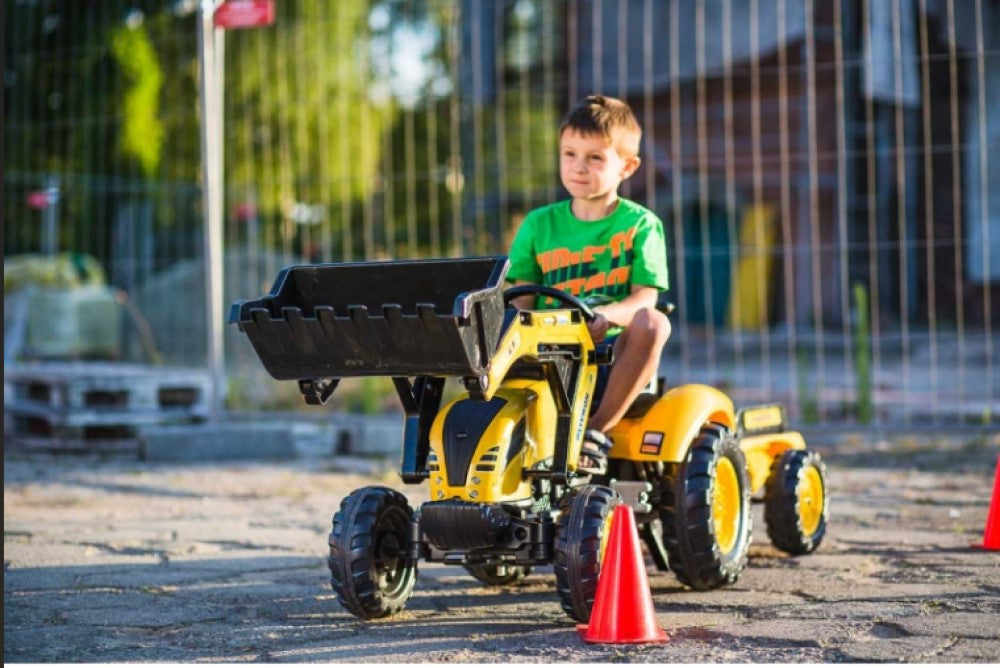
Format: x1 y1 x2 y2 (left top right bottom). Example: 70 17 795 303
231 256 828 622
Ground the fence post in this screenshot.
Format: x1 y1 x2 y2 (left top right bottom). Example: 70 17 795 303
198 0 225 420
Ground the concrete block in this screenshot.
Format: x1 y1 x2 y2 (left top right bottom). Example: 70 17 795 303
140 422 296 462
334 414 404 457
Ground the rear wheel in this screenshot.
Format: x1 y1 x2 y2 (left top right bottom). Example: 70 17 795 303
463 564 532 586
764 449 828 555
660 423 752 590
553 485 620 622
327 486 417 619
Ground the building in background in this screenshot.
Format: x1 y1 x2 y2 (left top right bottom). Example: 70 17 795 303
459 0 999 330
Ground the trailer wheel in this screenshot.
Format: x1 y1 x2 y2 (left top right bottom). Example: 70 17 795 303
553 485 620 622
328 486 416 619
464 564 532 586
764 449 828 555
660 423 752 590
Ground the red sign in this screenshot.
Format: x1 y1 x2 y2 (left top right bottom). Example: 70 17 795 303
213 0 275 29
27 190 51 209
234 202 257 221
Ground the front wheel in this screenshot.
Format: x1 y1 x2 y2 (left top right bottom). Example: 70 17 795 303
660 423 752 590
463 564 532 586
553 485 621 622
764 449 828 555
327 486 417 619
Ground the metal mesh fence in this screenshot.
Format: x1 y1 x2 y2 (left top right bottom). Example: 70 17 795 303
4 0 997 425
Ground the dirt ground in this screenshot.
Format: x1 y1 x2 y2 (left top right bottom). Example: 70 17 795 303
4 431 999 663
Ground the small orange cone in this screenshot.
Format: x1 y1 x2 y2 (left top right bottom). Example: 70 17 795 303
971 454 1000 551
577 505 668 644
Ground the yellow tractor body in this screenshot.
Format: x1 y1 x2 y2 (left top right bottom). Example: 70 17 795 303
232 256 828 622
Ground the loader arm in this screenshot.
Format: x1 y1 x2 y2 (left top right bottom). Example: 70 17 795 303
479 307 599 484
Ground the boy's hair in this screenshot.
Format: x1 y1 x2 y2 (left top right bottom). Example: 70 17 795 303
559 95 642 158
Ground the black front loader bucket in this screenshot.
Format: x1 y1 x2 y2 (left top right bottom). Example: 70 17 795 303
230 256 509 380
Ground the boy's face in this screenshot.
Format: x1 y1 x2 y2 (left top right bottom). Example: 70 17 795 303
559 129 640 202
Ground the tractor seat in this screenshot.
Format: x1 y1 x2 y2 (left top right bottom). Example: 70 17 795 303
622 392 659 419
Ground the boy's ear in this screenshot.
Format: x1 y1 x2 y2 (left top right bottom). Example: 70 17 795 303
621 156 641 180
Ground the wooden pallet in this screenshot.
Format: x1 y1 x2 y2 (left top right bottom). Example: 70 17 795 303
4 361 212 447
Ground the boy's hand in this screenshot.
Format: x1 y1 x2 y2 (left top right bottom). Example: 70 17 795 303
587 312 610 343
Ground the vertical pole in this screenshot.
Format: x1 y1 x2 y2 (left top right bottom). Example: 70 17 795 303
198 0 225 420
43 175 60 255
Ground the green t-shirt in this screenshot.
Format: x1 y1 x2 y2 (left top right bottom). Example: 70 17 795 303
507 198 670 313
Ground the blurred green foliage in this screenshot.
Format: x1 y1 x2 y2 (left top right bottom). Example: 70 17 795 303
852 282 872 424
5 0 563 266
111 22 164 177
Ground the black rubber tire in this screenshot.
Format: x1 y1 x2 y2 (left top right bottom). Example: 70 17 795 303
659 423 752 590
553 485 621 622
327 486 417 620
463 564 532 586
764 449 828 555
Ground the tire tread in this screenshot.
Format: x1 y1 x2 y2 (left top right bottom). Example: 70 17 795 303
764 449 828 555
660 424 752 590
327 486 416 619
553 485 620 622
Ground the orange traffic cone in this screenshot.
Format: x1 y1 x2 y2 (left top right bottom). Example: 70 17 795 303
577 505 668 644
971 454 1000 551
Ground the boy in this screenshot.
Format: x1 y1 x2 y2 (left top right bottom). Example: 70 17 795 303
507 94 671 475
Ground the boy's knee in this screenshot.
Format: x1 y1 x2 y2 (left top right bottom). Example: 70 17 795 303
633 307 671 346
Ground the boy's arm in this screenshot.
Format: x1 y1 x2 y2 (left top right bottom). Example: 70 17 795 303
509 280 536 311
592 285 660 333
508 282 660 342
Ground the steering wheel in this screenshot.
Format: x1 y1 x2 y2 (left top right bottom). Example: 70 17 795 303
503 284 596 322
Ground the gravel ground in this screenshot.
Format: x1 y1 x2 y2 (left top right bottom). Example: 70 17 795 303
4 432 999 663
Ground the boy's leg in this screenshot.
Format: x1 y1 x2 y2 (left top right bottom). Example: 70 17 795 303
588 307 671 433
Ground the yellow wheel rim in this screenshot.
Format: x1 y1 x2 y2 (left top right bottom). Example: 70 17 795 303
713 457 741 554
798 465 825 536
599 508 615 562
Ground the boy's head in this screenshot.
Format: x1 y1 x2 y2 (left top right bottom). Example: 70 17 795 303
558 95 642 202
558 95 642 160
